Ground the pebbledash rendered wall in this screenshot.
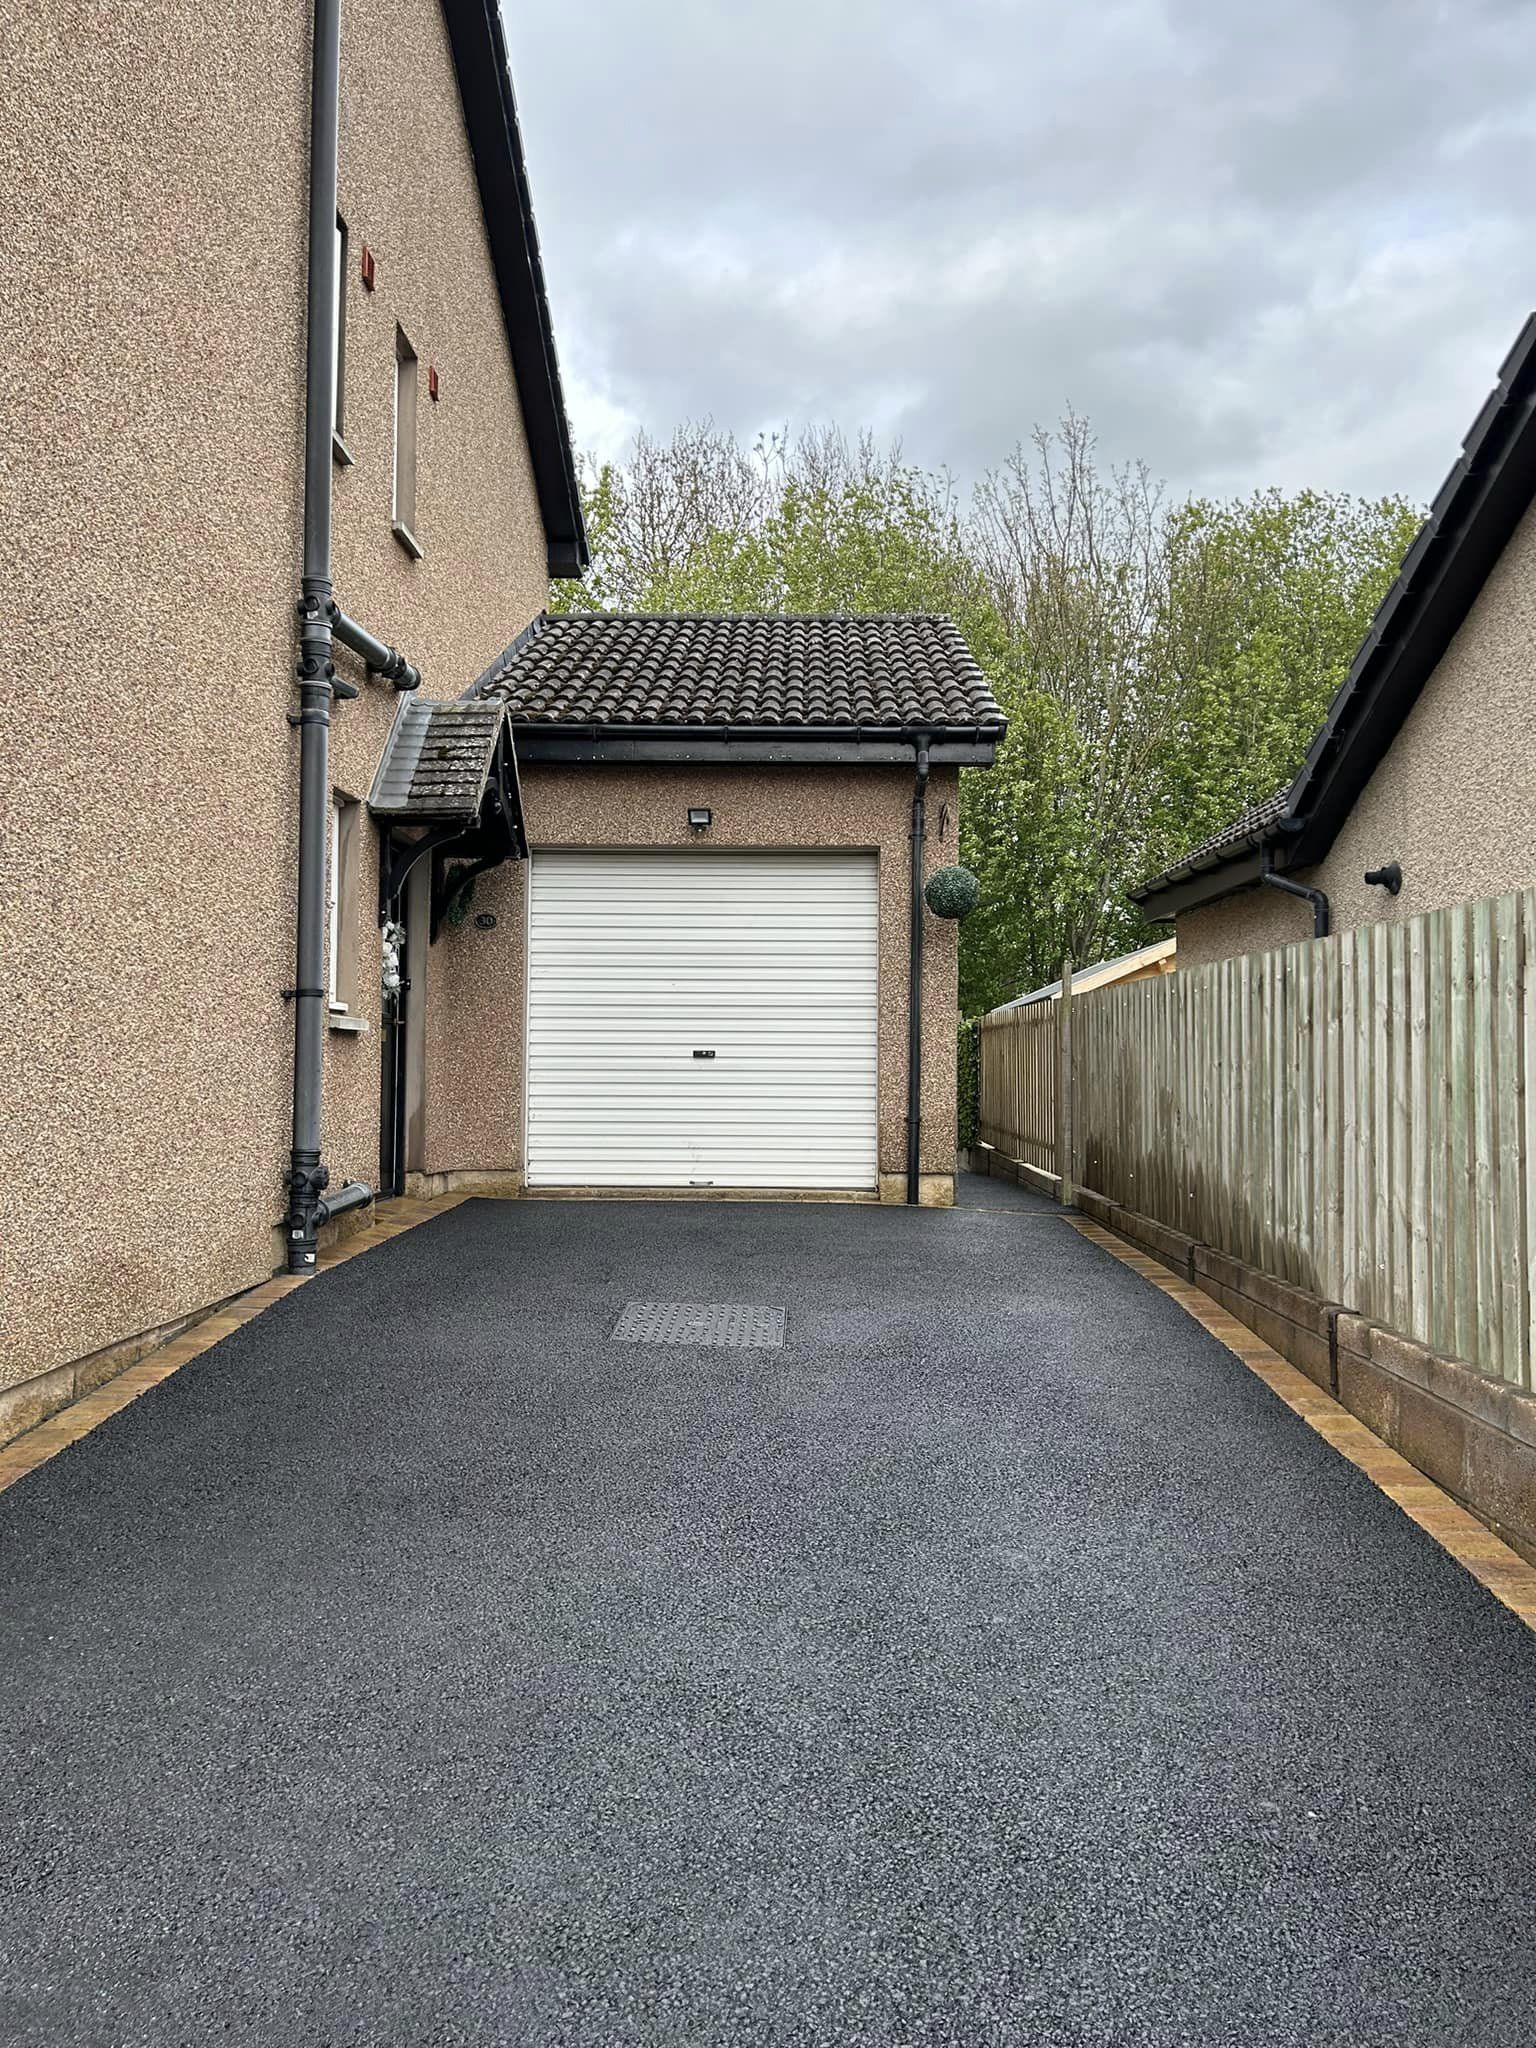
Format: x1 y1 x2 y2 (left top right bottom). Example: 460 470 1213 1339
1175 495 1536 969
412 764 964 1206
0 0 547 1419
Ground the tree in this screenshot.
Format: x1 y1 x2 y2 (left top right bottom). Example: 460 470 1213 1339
964 416 1191 998
1148 489 1423 870
550 419 1421 1019
553 426 981 618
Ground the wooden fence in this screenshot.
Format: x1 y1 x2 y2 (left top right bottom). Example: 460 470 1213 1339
978 886 1536 1389
977 996 1060 1176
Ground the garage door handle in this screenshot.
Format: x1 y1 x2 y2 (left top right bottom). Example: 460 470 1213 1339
692 1049 715 1059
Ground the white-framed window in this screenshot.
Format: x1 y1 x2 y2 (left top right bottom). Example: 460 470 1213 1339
392 325 421 556
328 794 360 1014
331 214 352 466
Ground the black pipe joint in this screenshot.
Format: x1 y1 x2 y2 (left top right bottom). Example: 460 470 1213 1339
295 594 335 684
284 1156 329 1270
374 648 422 692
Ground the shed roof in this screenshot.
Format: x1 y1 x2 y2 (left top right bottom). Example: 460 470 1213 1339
473 612 1004 738
988 937 1178 1015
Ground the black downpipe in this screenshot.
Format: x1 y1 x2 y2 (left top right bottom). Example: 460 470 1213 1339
1260 847 1331 939
381 963 408 1197
285 0 372 1270
906 735 931 1205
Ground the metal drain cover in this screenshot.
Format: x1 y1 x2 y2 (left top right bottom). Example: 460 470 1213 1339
612 1301 786 1349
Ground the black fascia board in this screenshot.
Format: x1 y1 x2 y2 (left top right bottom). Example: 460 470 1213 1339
511 717 1003 741
512 734 999 766
439 0 588 578
1285 382 1536 867
1135 849 1266 924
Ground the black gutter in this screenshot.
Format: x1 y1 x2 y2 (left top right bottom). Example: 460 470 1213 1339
1136 849 1266 923
498 704 1003 767
906 734 931 1206
1129 795 1289 906
507 720 1004 743
484 710 1004 744
511 735 999 768
1260 848 1330 938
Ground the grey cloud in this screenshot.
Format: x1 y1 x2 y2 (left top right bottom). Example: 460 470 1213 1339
506 0 1536 502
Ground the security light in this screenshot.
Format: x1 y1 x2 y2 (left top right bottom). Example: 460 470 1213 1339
687 808 712 832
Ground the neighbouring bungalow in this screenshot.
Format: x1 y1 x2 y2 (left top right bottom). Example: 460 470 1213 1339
1134 315 1536 964
1 1 999 1447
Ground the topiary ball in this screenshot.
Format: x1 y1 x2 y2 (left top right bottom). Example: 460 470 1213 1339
924 864 979 920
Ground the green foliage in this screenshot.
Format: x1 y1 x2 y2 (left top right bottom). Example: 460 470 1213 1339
1147 488 1423 872
956 1019 979 1153
552 422 1421 1019
441 864 478 929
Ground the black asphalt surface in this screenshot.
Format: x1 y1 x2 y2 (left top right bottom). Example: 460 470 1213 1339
954 1168 1059 1212
5 1196 1536 2046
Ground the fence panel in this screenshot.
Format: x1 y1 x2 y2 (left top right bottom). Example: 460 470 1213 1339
979 885 1536 1387
977 999 1059 1175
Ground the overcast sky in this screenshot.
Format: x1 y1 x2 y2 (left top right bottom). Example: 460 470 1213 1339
505 0 1535 507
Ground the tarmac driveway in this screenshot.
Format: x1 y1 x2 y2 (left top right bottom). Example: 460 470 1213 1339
4 1184 1536 2046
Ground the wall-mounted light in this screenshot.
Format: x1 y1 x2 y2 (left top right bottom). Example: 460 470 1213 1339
687 808 712 833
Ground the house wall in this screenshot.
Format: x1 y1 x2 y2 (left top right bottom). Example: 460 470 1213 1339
1176 496 1536 968
0 0 547 1409
420 764 963 1200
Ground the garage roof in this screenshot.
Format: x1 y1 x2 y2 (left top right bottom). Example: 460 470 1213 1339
472 613 1004 752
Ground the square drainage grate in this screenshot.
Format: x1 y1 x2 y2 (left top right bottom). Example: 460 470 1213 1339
611 1301 786 1349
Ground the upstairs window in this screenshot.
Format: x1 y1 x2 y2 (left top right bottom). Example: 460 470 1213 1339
328 794 361 1018
392 326 421 556
332 215 350 462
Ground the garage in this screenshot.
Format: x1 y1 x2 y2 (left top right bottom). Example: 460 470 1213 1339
449 609 1002 1205
525 848 880 1189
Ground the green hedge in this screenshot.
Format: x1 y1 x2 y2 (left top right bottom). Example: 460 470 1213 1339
956 1018 980 1153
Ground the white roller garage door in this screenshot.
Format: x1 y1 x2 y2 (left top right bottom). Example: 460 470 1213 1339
525 850 880 1189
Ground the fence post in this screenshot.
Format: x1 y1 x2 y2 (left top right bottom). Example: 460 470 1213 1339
1058 957 1075 1208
